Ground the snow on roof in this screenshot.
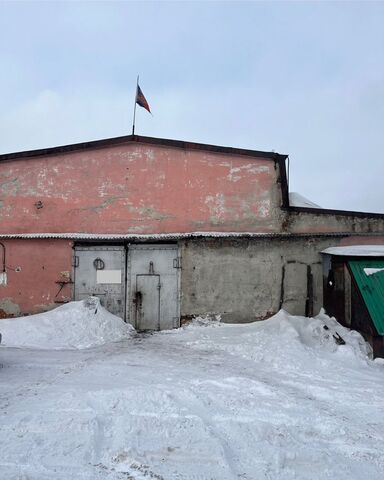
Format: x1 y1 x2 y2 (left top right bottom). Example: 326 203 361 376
289 192 321 208
322 245 384 257
364 267 384 276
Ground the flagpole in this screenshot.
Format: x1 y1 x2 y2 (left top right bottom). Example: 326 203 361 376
132 75 139 135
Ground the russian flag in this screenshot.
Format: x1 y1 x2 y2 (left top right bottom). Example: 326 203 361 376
136 85 151 114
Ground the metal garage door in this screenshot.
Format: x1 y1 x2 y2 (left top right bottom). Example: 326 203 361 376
73 246 126 319
73 244 180 330
128 245 180 330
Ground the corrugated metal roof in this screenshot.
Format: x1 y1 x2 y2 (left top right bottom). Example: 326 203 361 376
349 260 384 335
0 231 378 240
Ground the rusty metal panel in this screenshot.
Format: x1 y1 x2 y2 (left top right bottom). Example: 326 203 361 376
74 246 126 319
127 245 179 330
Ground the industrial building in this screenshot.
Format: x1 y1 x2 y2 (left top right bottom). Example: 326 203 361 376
0 135 383 353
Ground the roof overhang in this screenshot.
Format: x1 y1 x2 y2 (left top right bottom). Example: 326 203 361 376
322 245 384 257
0 134 287 163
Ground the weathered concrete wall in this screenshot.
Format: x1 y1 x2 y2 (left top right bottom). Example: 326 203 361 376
179 235 384 322
284 209 384 234
0 142 282 234
0 239 73 317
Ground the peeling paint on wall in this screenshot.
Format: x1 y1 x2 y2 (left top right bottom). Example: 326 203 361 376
0 176 19 196
0 298 21 318
205 194 226 222
0 143 281 234
0 272 7 286
227 163 270 182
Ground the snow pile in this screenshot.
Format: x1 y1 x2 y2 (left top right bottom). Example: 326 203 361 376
188 313 222 327
180 309 373 367
0 297 134 349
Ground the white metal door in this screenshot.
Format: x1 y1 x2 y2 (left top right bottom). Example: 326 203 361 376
128 245 180 330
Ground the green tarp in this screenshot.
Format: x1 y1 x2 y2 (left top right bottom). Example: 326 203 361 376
349 260 384 335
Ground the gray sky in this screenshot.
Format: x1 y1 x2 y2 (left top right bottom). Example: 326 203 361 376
1 1 384 212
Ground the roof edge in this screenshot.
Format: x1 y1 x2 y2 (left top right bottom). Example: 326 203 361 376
0 135 287 163
0 231 382 241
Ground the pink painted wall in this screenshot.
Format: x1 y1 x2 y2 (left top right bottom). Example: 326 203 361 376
0 142 281 234
0 239 73 316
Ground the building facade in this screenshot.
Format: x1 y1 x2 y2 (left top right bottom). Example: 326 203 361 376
1 135 384 332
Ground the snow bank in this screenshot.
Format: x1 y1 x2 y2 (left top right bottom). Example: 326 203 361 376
180 309 373 367
0 297 134 349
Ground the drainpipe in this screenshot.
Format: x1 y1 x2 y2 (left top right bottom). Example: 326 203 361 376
0 242 5 273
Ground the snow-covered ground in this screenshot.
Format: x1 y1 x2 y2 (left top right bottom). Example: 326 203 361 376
1 303 384 479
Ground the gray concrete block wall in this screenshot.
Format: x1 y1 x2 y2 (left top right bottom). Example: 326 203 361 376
179 236 355 323
284 210 384 235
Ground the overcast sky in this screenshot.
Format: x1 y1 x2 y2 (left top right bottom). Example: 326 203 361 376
1 1 383 212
